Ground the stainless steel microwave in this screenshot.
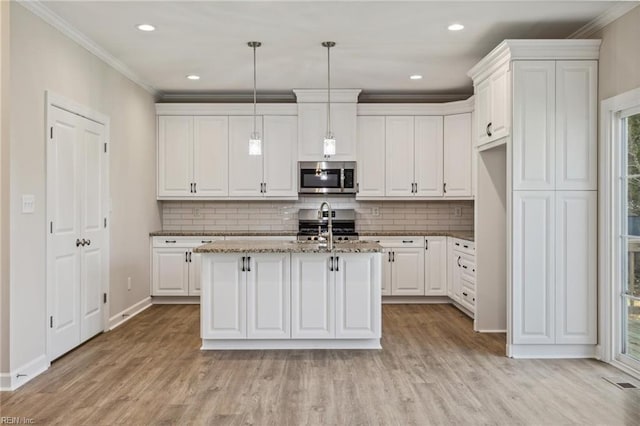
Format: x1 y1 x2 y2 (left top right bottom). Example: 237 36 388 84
298 161 357 194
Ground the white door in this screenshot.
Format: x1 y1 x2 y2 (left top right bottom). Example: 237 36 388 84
476 78 492 147
390 248 425 295
385 116 415 197
424 237 448 296
152 248 190 296
201 254 246 339
263 115 297 197
291 253 335 338
193 116 228 197
443 113 473 197
158 116 193 197
246 253 291 339
555 191 597 344
357 116 386 197
512 191 555 344
489 63 511 141
414 116 444 197
335 254 381 339
228 116 263 197
512 61 556 191
555 61 598 191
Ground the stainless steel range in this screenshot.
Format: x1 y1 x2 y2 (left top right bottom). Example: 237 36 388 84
297 209 358 241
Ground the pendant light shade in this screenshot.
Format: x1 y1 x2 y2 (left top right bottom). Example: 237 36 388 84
248 41 262 156
322 41 336 157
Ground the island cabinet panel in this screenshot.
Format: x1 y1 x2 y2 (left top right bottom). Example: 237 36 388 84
246 254 291 339
291 254 335 339
335 254 381 339
201 254 246 339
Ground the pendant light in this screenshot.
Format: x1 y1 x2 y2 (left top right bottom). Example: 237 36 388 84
322 41 336 157
248 41 262 156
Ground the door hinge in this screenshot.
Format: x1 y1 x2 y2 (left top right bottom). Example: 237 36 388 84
49 316 53 328
50 127 53 140
103 293 107 304
50 221 53 234
104 143 108 153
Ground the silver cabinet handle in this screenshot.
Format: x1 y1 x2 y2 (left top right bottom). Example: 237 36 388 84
486 122 492 137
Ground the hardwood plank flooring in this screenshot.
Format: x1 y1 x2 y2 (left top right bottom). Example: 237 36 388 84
1 304 640 425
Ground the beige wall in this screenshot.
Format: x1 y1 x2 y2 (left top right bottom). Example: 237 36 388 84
593 5 640 101
1 0 11 376
9 4 159 371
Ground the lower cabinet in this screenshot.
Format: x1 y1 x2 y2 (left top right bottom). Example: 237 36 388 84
424 237 448 296
291 254 334 338
391 248 425 295
449 238 476 315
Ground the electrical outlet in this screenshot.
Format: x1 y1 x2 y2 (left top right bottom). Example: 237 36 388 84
193 208 202 218
127 277 132 291
22 195 35 214
371 207 380 217
453 207 462 217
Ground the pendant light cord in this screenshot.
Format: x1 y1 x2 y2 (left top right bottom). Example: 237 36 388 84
326 43 331 136
253 43 258 135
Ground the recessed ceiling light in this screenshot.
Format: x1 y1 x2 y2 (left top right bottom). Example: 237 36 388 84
186 75 201 80
136 24 156 32
448 23 465 31
410 75 423 80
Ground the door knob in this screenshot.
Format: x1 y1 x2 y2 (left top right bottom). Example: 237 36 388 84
76 239 82 247
85 239 91 246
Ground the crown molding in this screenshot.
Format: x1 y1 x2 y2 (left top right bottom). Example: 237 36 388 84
17 0 157 96
357 97 474 116
293 89 361 103
155 103 298 116
160 91 296 103
568 2 640 39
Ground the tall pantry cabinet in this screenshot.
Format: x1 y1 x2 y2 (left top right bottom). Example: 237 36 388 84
468 40 600 358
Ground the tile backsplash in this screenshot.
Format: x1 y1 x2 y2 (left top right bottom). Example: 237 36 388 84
161 197 474 233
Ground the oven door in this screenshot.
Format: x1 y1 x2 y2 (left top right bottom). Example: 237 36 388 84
299 164 343 193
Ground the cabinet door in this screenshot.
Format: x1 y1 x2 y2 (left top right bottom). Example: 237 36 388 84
297 103 357 161
512 191 555 344
476 79 492 147
512 61 556 190
335 254 381 339
489 63 511 141
152 248 189 296
201 254 246 339
228 116 264 197
246 253 291 339
556 61 598 191
193 116 228 197
357 116 386 197
382 248 392 296
414 116 444 197
158 116 193 197
263 115 298 198
425 237 448 296
385 116 415 196
555 191 597 344
291 253 335 338
444 113 472 197
390 248 425 295
189 251 201 296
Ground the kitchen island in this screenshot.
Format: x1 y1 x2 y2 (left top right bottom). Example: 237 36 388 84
193 240 383 350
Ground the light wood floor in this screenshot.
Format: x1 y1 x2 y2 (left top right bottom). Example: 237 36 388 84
1 304 640 425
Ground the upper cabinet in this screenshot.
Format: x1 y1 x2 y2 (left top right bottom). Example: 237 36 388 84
357 116 386 197
474 62 510 147
443 113 473 197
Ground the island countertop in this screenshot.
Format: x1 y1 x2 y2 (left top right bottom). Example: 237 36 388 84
192 240 383 254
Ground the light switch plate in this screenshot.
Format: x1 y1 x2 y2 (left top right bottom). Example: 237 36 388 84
22 195 35 214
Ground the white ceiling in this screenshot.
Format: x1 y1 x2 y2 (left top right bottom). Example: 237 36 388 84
39 1 634 95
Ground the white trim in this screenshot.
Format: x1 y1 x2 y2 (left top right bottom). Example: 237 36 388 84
293 89 361 103
357 98 474 116
610 359 640 381
201 338 381 350
568 2 640 39
382 296 451 304
16 1 157 95
0 355 50 391
508 344 596 359
477 329 507 333
477 138 508 153
151 296 200 305
155 103 298 116
108 297 152 330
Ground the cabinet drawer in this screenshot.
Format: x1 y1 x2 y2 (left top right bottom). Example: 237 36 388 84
152 236 224 248
362 236 424 248
460 287 475 312
458 255 476 277
451 238 475 255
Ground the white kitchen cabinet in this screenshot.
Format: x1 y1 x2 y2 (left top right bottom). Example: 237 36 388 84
555 61 598 191
414 116 444 197
229 116 264 197
385 116 415 196
512 61 556 191
474 62 510 147
443 113 473 197
356 116 386 197
152 248 190 296
512 191 556 344
291 253 335 338
449 238 475 314
335 253 381 339
158 116 229 198
201 254 246 339
390 247 425 296
246 253 291 339
476 79 492 147
555 191 597 344
297 103 357 161
381 248 392 296
263 115 298 197
424 237 448 296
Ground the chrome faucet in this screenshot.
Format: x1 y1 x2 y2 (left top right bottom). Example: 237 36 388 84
319 201 333 250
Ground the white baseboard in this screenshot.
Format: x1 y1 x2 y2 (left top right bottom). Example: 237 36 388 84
151 296 200 304
0 354 50 391
382 296 451 304
476 329 507 333
108 296 152 331
202 338 382 350
508 344 597 359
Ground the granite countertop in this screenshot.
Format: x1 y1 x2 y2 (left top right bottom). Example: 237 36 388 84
150 231 298 237
193 240 383 254
359 231 474 242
